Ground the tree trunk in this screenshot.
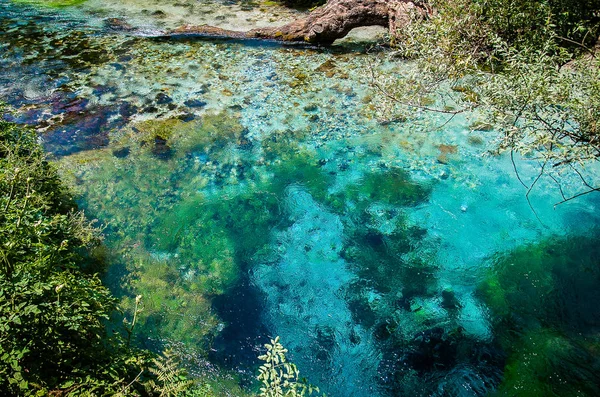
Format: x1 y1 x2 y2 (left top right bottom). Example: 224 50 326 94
164 0 427 45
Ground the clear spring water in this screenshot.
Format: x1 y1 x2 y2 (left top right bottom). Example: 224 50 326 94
2 1 600 396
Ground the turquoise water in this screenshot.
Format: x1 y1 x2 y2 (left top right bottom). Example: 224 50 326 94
2 1 600 396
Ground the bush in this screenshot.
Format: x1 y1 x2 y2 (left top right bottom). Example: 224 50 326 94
0 116 145 395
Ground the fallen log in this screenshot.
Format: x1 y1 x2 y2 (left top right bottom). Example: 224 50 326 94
162 0 428 45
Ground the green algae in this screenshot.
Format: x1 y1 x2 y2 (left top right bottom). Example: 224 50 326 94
122 256 221 348
171 111 247 153
478 234 600 396
494 329 600 396
57 111 336 356
268 144 333 202
341 167 432 209
478 234 600 332
12 0 86 8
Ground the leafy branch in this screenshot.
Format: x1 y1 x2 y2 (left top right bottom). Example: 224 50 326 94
257 337 323 397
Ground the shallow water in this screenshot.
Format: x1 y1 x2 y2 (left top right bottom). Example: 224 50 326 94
2 1 600 396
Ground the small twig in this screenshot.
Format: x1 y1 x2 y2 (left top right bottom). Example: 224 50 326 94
553 163 600 206
122 369 145 392
556 35 596 57
435 112 459 130
524 160 547 227
554 186 600 206
511 150 529 189
569 162 595 189
548 174 567 201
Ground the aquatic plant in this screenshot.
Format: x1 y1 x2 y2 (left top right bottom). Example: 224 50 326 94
478 234 600 396
12 0 87 8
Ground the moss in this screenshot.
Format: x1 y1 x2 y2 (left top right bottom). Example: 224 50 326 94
479 234 600 396
122 258 220 349
494 329 600 397
345 167 432 208
12 0 87 8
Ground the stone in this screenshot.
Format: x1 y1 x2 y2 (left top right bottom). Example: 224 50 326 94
112 146 131 158
155 92 173 105
184 99 207 108
151 135 173 159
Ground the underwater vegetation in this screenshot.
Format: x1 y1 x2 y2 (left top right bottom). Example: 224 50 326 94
59 109 344 359
58 99 451 396
11 0 87 7
53 78 600 397
479 234 600 396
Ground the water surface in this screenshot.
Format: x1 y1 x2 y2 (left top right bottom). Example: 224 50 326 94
2 1 600 396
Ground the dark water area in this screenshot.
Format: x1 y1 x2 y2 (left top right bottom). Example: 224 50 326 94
210 274 270 384
2 1 600 396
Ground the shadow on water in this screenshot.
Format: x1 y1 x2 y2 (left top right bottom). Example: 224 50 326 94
210 271 270 386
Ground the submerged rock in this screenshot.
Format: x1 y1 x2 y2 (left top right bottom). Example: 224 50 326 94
184 98 207 108
437 144 458 164
151 135 173 159
112 146 130 158
155 92 173 105
104 18 135 32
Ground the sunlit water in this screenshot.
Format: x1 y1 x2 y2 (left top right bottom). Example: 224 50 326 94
2 1 600 396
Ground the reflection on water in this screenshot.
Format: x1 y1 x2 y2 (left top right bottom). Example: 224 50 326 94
2 1 600 396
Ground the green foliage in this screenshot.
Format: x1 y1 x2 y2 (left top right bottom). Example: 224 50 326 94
144 350 195 397
374 0 600 180
397 0 599 69
257 337 322 397
0 116 148 395
481 51 600 169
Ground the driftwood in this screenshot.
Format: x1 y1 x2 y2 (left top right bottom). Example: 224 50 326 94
162 0 427 45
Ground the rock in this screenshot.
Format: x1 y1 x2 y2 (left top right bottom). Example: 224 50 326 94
437 144 458 164
316 59 338 77
142 105 159 113
104 18 135 32
184 99 207 108
470 121 493 131
155 92 173 105
151 135 173 159
119 102 138 119
178 113 196 122
112 146 131 158
468 135 485 146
